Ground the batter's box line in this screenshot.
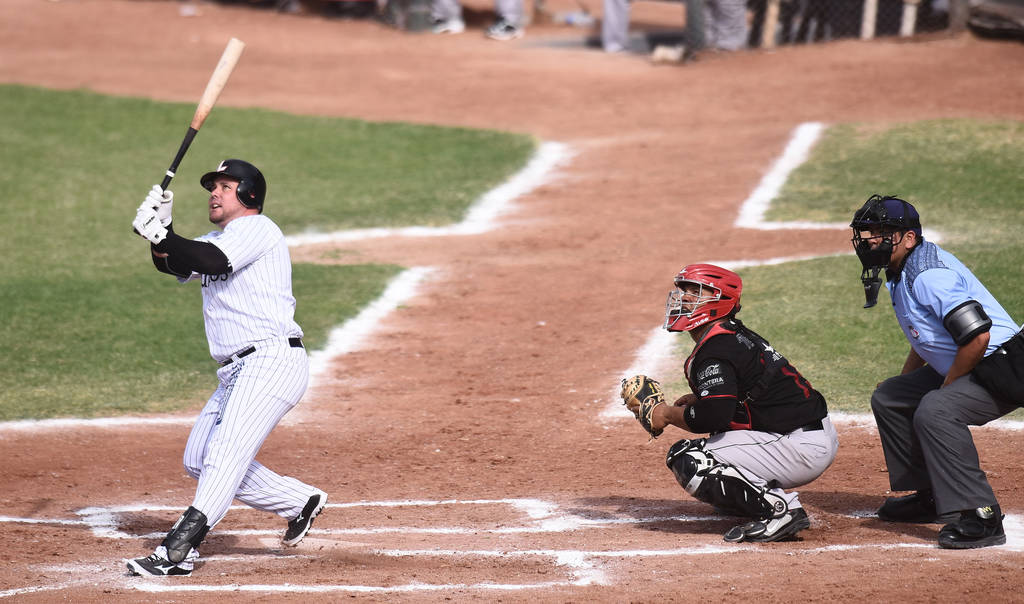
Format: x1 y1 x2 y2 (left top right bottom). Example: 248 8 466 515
127 545 748 595
13 499 1022 551
127 535 1020 597
68 497 720 540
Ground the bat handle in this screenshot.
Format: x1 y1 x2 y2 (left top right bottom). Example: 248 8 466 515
136 126 198 236
160 127 199 190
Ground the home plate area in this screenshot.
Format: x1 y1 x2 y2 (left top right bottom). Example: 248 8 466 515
76 497 1024 594
90 497 739 592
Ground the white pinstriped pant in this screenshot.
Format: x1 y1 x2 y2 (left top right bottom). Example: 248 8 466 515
183 340 319 528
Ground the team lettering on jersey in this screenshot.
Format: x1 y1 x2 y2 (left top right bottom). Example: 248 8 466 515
201 273 230 288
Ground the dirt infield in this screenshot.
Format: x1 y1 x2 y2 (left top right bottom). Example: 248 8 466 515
2 0 1024 600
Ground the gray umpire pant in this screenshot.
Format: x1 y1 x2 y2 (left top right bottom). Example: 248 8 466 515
871 366 1017 515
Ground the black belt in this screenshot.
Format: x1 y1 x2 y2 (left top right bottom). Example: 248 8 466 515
798 419 824 432
220 337 303 366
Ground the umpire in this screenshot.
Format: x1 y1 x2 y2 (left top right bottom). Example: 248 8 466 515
850 195 1022 549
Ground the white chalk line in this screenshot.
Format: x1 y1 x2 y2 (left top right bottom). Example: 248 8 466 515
4 497 1022 597
122 531 1012 595
283 141 572 246
11 498 1024 546
0 141 570 434
602 121 952 422
601 327 678 420
0 582 84 600
131 580 586 594
733 122 843 231
305 265 434 390
604 123 841 420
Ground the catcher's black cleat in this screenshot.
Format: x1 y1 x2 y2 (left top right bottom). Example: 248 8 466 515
283 489 328 547
938 505 1006 550
126 546 197 576
877 490 958 524
723 507 810 543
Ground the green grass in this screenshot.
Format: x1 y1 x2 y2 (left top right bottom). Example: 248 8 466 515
0 84 534 420
714 119 1024 414
766 120 1024 245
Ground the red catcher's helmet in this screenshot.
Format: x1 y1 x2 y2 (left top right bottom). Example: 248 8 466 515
663 264 743 332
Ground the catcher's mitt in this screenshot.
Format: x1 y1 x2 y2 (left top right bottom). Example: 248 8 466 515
620 375 666 438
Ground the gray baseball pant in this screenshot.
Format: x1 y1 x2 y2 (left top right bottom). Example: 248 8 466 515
601 0 706 52
601 0 630 52
431 0 522 24
600 0 742 53
871 366 1016 514
705 417 839 511
704 0 748 50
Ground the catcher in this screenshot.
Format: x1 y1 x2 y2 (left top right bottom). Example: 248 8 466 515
621 263 838 542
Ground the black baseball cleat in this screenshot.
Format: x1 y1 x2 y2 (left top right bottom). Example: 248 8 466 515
283 489 328 547
877 490 958 524
938 505 1006 550
723 507 810 543
125 546 198 576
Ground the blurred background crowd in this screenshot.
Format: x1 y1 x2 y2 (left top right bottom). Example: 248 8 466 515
173 0 1024 63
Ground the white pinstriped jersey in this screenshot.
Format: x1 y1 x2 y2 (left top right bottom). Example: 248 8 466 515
179 214 302 361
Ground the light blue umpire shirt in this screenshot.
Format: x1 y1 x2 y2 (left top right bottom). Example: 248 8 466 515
886 241 1020 377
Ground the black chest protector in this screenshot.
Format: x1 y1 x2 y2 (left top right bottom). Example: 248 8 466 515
685 319 826 433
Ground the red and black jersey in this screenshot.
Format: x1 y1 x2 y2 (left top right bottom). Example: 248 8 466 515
682 318 828 435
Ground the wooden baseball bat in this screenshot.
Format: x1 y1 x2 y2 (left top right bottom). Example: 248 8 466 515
160 37 246 190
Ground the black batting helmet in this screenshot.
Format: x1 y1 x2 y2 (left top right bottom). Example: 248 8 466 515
200 159 267 212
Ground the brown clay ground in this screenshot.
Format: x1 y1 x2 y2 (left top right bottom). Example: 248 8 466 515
2 0 1023 601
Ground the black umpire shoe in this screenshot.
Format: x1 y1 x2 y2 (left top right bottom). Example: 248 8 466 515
877 490 958 524
282 489 328 547
938 505 1006 550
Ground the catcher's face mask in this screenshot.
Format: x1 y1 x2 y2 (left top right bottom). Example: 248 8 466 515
851 229 897 309
664 264 742 332
664 282 720 331
850 195 922 309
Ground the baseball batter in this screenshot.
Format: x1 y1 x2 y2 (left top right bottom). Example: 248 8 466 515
851 195 1020 549
621 264 838 543
126 159 328 576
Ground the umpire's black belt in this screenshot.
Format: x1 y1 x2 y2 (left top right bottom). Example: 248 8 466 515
220 337 303 366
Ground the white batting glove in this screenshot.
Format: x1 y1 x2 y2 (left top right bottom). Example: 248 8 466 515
132 204 168 244
144 184 174 227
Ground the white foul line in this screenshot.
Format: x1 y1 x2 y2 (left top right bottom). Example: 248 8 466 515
284 141 572 246
0 140 571 434
604 123 837 419
733 122 847 231
604 121 959 421
306 266 435 388
601 326 677 420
